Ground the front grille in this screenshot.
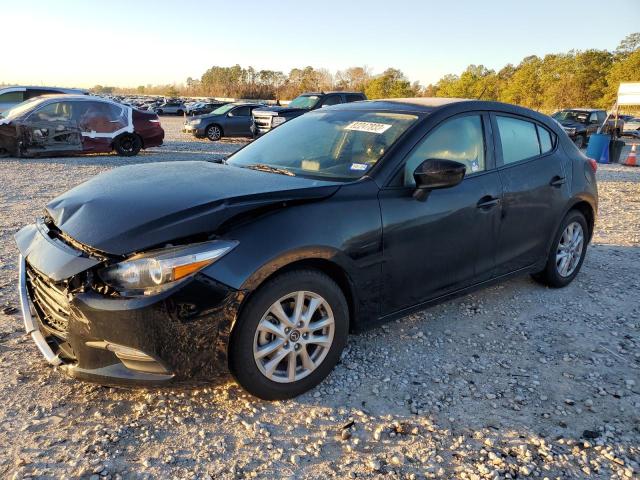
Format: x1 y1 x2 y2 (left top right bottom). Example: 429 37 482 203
253 115 273 133
26 265 71 338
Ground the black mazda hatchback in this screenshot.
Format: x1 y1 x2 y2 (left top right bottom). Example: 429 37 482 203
16 98 598 399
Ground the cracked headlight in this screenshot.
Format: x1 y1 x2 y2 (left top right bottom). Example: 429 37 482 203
98 240 237 296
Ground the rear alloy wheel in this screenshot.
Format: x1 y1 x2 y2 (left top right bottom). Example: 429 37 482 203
206 124 222 141
532 210 588 288
113 134 142 157
230 270 348 400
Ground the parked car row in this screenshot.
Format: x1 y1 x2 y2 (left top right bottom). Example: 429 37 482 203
181 91 368 141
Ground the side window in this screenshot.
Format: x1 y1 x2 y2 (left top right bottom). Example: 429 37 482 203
496 116 540 165
589 112 599 124
25 89 58 100
537 125 554 154
232 106 251 117
321 95 343 107
345 94 364 103
403 115 485 187
597 111 607 124
31 102 74 122
0 91 25 103
76 101 128 133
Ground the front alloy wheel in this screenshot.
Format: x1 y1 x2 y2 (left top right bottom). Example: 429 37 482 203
230 270 348 400
253 291 335 383
206 125 222 141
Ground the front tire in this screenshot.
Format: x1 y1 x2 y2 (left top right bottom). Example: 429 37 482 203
532 210 588 288
206 124 222 141
113 134 142 156
229 270 349 400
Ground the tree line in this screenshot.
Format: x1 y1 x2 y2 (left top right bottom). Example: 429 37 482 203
92 33 639 112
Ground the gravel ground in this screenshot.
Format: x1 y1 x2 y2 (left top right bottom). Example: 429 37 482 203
0 117 638 480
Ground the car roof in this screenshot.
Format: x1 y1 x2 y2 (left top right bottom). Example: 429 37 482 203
0 86 88 94
300 91 364 96
557 108 603 112
324 98 560 127
20 94 127 110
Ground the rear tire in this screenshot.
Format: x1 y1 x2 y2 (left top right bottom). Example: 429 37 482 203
532 210 588 288
113 134 142 157
229 269 349 400
176 110 184 116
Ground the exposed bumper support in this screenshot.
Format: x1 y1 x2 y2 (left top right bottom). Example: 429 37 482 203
18 254 62 366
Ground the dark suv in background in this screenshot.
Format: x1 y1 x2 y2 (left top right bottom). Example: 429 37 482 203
552 109 623 148
252 91 366 134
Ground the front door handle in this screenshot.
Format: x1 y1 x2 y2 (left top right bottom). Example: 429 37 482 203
477 195 501 210
550 176 566 187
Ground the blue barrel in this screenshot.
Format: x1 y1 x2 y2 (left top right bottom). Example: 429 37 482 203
586 134 610 163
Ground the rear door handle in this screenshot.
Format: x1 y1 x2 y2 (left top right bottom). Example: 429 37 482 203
477 195 501 210
550 176 566 187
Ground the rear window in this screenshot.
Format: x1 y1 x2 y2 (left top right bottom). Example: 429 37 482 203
537 125 554 154
496 116 540 164
346 94 364 103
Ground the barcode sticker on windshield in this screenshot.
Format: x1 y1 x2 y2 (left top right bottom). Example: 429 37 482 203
345 121 392 134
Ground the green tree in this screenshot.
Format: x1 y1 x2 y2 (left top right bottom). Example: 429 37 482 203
364 68 417 99
166 85 179 97
604 49 640 107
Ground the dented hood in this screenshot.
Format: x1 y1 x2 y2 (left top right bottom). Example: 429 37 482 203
46 161 340 255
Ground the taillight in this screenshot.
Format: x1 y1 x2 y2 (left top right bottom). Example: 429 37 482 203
587 158 598 172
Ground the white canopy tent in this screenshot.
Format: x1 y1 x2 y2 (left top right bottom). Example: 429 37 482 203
618 82 640 106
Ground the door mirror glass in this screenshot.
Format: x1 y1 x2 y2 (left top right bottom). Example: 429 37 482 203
413 159 466 199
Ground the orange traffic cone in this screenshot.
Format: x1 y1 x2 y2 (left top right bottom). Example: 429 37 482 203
623 144 638 166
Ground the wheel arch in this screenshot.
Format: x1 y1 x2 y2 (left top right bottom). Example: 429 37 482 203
569 200 595 242
230 255 357 337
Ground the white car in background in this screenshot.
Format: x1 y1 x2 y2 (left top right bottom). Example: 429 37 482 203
0 86 88 113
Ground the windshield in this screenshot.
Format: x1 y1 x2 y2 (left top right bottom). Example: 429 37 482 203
211 104 235 115
287 95 321 110
552 110 589 123
227 109 418 181
0 97 45 120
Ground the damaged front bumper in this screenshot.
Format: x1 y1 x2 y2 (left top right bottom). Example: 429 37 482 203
16 222 243 387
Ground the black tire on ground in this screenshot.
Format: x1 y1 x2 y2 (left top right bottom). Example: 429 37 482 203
176 110 184 116
229 269 349 400
573 135 586 149
206 124 222 141
156 109 163 115
113 134 142 157
532 210 589 288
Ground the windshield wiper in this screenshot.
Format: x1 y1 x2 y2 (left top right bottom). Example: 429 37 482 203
244 163 296 176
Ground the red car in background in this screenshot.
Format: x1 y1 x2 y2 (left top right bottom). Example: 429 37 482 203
0 95 164 157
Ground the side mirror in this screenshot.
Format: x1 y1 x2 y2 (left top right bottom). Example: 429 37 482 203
413 159 466 201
